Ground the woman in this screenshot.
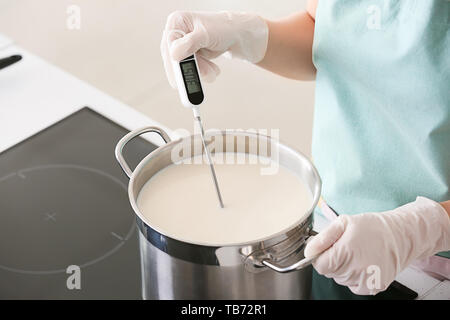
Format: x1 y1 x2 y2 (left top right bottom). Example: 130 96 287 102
160 0 450 299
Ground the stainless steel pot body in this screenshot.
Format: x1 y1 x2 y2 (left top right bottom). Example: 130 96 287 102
115 127 322 300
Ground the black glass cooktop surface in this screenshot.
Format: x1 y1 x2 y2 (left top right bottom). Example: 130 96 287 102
0 107 158 299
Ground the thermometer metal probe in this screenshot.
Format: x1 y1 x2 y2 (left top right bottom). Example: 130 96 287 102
193 107 224 208
170 32 224 208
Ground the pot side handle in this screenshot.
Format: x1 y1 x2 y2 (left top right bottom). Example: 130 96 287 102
115 126 172 178
262 233 321 273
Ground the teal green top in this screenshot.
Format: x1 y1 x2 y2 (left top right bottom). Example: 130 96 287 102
312 1 449 256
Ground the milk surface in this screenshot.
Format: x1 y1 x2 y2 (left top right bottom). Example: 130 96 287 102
137 154 313 245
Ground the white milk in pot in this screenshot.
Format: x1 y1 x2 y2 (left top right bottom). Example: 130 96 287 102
137 153 313 246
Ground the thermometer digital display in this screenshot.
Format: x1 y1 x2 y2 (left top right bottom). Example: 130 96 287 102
173 54 204 107
181 59 201 94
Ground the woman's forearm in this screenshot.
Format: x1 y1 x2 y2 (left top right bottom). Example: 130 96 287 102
440 201 450 217
257 12 316 80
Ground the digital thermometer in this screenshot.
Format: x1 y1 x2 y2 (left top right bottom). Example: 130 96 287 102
169 30 224 208
172 54 204 108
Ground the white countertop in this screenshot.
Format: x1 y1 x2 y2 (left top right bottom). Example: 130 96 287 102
0 43 174 152
0 39 447 300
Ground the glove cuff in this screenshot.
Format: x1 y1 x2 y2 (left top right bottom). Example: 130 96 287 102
224 12 269 63
415 197 450 255
390 196 450 266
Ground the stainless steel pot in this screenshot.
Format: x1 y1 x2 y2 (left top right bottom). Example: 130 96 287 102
115 127 322 300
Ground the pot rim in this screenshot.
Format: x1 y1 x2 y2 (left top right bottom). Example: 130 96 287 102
128 130 322 248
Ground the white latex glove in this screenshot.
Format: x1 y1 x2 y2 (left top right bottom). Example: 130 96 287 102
160 11 268 87
305 197 450 295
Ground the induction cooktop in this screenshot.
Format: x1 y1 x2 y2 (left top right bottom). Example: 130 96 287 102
0 107 158 299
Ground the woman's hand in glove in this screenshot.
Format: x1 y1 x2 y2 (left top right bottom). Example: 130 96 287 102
305 197 450 295
161 11 268 86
